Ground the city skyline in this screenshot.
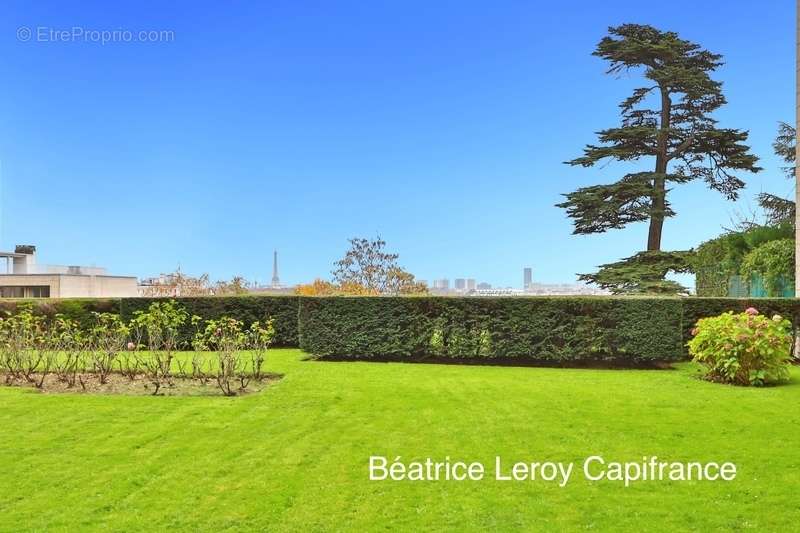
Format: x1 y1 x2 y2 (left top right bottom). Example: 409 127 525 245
0 239 673 292
426 267 605 294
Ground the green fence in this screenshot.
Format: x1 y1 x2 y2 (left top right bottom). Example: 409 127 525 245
726 274 794 298
696 268 794 297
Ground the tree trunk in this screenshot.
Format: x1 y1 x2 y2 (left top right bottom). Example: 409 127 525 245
648 87 672 251
647 175 665 251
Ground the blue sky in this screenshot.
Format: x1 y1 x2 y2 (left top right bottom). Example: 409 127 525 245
0 1 794 287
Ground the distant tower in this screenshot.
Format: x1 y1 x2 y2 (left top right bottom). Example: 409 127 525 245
523 267 532 290
271 250 281 287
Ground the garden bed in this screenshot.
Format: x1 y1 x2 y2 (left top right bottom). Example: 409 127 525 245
0 371 282 396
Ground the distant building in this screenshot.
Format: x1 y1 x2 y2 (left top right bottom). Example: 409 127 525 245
471 283 608 296
473 288 525 296
477 282 491 290
433 279 450 290
523 267 533 290
466 278 476 291
454 278 466 290
521 282 609 296
0 245 138 298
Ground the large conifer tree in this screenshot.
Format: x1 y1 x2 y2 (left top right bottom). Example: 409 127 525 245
558 24 761 293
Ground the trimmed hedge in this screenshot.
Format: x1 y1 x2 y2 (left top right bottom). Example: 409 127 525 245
4 295 799 363
298 297 685 364
0 296 300 348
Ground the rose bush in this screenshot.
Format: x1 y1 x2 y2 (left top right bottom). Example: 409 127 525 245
687 307 793 386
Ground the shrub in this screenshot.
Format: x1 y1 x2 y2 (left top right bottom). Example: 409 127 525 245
692 223 793 296
740 239 795 297
0 307 48 384
0 299 120 330
192 316 250 396
687 308 792 386
298 296 684 364
0 298 281 396
0 296 298 348
121 296 298 347
130 301 188 395
680 298 798 356
88 312 131 385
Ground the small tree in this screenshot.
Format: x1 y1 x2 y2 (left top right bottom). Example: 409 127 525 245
213 276 253 295
331 236 427 295
386 268 429 295
140 268 212 297
294 279 338 296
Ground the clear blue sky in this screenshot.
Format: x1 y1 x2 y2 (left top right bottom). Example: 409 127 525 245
0 1 794 287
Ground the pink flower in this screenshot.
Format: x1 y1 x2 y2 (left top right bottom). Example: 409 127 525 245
690 327 699 336
127 341 136 351
745 307 759 316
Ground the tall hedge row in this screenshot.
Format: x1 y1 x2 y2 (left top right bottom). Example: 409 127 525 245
3 295 799 363
298 297 685 364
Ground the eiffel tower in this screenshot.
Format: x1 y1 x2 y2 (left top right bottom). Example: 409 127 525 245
271 250 281 288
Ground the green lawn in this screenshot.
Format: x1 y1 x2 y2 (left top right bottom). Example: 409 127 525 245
1 349 799 531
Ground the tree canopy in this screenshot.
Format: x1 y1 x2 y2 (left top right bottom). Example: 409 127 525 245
294 236 428 296
757 122 796 226
558 24 760 293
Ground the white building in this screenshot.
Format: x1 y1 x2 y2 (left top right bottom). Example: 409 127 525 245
0 245 138 298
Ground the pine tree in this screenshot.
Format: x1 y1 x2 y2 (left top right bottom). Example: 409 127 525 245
758 122 795 226
558 24 761 293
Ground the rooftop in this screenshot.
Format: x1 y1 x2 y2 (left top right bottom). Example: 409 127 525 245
0 244 114 277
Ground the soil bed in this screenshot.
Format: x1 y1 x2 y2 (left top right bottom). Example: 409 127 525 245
0 372 282 397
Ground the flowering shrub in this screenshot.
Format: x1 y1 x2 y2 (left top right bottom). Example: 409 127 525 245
687 307 792 386
191 316 274 395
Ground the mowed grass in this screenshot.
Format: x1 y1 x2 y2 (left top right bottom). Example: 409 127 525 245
1 349 799 532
